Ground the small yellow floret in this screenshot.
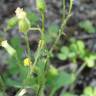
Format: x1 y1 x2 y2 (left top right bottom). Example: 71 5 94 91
24 58 32 66
15 7 26 19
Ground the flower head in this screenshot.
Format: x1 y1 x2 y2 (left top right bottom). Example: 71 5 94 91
24 58 32 66
15 7 26 19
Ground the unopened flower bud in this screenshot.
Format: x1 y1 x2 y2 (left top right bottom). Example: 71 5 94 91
36 0 46 13
18 18 31 32
1 40 16 56
15 7 26 20
49 65 58 76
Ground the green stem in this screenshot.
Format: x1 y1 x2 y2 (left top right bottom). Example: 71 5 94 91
16 33 32 96
23 32 32 83
44 0 73 79
36 12 45 96
63 0 66 19
33 46 41 66
16 18 44 96
0 76 5 92
76 63 86 76
24 33 31 59
43 3 74 96
33 12 45 67
37 84 44 96
69 63 86 92
41 13 45 33
30 27 41 31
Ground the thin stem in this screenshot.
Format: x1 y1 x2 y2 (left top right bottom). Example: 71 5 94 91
33 13 45 67
30 27 41 31
50 13 71 54
63 0 66 19
76 63 86 76
43 1 72 77
37 84 44 96
16 33 32 96
36 12 45 96
24 33 31 59
16 14 45 96
0 76 5 92
69 63 86 92
23 32 33 83
33 46 41 66
69 0 74 14
41 13 45 33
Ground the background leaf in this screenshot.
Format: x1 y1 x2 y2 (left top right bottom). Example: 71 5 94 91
79 20 96 33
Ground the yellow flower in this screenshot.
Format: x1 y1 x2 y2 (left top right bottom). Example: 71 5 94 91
15 7 26 20
24 58 32 66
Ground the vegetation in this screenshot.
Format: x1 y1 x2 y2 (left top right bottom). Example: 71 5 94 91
0 0 96 96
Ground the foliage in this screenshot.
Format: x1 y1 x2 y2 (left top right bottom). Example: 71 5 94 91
0 0 96 96
58 40 96 68
78 20 96 33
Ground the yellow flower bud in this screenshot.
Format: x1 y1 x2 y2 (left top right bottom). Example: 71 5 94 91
24 58 32 66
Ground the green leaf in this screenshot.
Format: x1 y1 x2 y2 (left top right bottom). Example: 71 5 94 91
51 72 75 95
5 78 23 88
11 36 23 59
46 66 59 85
85 55 96 68
27 12 39 26
7 16 18 30
68 52 76 58
48 23 59 37
45 23 59 43
58 53 68 60
79 20 95 33
94 88 96 95
60 92 75 96
55 72 75 86
76 40 85 57
49 65 58 77
58 46 69 60
84 86 93 96
70 43 78 54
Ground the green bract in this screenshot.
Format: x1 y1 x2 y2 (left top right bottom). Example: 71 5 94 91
36 0 46 12
7 16 18 30
18 18 31 32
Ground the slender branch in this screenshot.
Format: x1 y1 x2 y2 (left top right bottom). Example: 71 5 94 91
24 33 31 59
63 0 66 19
